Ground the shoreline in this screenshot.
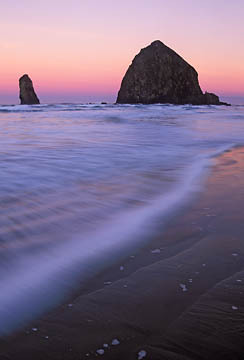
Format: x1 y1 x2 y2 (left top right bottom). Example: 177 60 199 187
1 146 244 359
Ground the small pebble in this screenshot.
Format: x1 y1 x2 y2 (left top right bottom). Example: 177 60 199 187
68 304 73 307
179 284 188 292
103 344 109 348
232 306 238 310
202 264 206 267
120 266 124 271
32 328 38 332
236 280 242 282
232 253 238 257
138 350 147 359
111 339 120 345
96 349 105 355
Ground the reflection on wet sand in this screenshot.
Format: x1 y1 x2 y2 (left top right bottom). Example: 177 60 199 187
1 104 244 359
1 148 244 359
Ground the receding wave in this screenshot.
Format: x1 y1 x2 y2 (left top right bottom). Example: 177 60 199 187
0 103 243 335
0 154 212 335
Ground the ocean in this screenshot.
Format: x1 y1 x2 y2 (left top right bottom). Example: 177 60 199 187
0 103 244 334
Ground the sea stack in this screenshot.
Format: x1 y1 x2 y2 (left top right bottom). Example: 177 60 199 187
19 74 40 105
117 40 228 105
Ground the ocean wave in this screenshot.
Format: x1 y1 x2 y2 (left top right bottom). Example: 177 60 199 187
0 103 243 334
0 153 211 335
0 102 237 114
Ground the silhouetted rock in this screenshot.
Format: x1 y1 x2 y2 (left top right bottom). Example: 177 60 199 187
19 74 40 105
117 41 229 105
203 92 221 105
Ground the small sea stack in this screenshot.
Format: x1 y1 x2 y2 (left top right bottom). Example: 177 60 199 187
19 74 40 105
117 40 228 105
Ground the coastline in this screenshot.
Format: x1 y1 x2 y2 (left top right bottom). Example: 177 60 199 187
1 146 244 359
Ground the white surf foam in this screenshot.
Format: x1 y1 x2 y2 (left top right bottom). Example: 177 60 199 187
0 154 212 335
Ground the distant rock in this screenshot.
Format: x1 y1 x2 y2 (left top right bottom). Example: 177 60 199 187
117 41 229 106
19 74 40 105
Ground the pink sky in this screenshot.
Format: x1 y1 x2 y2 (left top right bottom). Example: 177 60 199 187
1 0 244 104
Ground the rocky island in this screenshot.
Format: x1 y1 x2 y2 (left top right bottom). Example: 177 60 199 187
19 74 40 105
117 40 229 105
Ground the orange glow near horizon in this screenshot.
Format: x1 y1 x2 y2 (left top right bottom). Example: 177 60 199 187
1 0 244 103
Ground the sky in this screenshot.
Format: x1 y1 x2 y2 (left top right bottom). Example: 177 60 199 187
1 0 244 104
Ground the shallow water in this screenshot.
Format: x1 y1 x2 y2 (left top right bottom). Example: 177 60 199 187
0 103 244 334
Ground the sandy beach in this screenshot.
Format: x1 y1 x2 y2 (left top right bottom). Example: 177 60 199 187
1 0 244 358
0 146 244 359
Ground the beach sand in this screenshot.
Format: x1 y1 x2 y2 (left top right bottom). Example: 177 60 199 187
1 147 244 359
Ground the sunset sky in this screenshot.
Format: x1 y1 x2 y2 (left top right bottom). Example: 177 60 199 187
1 0 244 104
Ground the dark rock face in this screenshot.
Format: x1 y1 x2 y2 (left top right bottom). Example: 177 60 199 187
117 41 229 105
19 74 40 105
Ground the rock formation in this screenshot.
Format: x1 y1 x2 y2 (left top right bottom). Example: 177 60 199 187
19 74 40 105
117 40 229 105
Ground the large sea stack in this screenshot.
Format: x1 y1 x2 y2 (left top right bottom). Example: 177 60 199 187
19 74 40 105
117 41 228 105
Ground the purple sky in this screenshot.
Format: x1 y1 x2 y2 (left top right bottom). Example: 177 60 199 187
1 0 244 104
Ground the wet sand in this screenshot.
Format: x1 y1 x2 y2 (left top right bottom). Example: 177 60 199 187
1 147 244 359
